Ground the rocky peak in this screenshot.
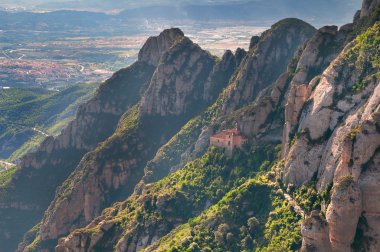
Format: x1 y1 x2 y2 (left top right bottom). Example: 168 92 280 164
203 50 239 102
138 28 185 67
22 33 218 251
222 18 316 114
249 35 260 50
235 47 247 66
281 24 349 157
140 36 215 117
360 0 380 18
301 211 331 252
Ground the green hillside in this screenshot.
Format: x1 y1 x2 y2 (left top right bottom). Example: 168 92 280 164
0 83 98 160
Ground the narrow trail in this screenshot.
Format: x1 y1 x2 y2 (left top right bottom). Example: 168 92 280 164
277 188 306 218
32 127 50 137
0 160 15 169
284 192 305 218
0 121 50 137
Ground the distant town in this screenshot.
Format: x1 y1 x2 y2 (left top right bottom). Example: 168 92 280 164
0 20 265 89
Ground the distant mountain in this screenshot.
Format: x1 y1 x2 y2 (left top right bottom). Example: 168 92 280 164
119 0 360 26
0 0 361 30
0 10 110 31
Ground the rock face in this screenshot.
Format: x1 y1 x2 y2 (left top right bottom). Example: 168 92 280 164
282 25 349 157
301 211 332 252
285 2 380 250
283 20 380 187
9 1 380 251
135 20 316 194
0 61 155 252
140 36 215 116
0 29 183 250
133 49 244 189
203 49 241 102
20 29 221 251
222 18 316 114
50 19 318 252
10 28 181 252
360 0 380 18
358 152 380 251
138 28 184 67
326 177 362 251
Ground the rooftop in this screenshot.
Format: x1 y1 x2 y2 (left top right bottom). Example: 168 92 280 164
211 128 245 140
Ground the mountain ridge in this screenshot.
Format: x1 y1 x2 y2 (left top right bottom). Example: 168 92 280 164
1 0 379 251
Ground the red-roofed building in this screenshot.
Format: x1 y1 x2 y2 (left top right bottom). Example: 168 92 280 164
210 124 248 156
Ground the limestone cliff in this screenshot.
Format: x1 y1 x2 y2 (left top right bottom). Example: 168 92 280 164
280 1 380 250
4 28 182 252
282 25 350 157
19 29 217 251
0 61 155 252
51 19 318 252
221 18 316 114
138 28 184 67
140 36 215 116
8 1 380 251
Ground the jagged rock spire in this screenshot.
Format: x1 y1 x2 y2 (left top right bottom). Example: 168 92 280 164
138 28 184 67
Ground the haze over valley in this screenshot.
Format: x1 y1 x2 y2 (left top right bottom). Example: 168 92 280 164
2 1 380 252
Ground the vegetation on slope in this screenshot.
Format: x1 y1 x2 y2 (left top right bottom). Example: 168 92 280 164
148 178 303 252
0 166 17 188
0 83 97 160
54 143 306 251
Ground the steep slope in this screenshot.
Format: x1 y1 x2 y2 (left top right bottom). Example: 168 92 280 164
51 18 316 252
55 147 279 252
222 18 315 114
0 62 155 251
0 84 97 160
282 22 380 188
8 1 380 252
137 19 316 190
19 31 220 251
0 27 182 251
279 2 380 251
299 49 380 251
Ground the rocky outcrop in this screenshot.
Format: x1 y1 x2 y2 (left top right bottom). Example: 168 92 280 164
203 49 240 102
20 30 222 251
360 0 380 18
326 176 362 252
0 60 155 252
221 18 316 114
234 71 289 140
138 28 184 67
283 18 380 187
140 36 215 116
282 25 350 157
301 211 332 252
135 20 316 196
358 152 380 251
283 2 380 249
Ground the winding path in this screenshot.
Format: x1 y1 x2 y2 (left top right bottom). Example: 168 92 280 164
284 192 305 218
0 121 50 137
277 188 306 218
32 127 50 137
0 160 15 168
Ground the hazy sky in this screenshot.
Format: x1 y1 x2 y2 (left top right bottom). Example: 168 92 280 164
0 0 363 27
0 0 362 12
1 0 246 11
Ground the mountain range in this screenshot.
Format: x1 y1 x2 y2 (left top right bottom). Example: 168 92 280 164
0 0 361 28
0 0 379 251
